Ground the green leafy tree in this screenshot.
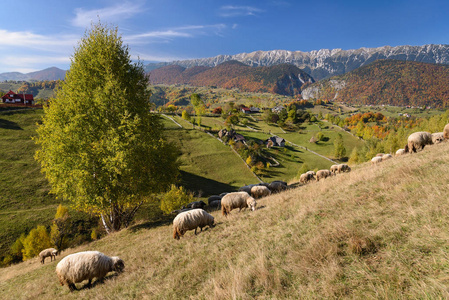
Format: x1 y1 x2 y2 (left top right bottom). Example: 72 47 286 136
333 133 347 160
22 225 52 261
182 110 191 121
190 93 205 126
9 233 26 263
35 23 179 233
160 185 194 214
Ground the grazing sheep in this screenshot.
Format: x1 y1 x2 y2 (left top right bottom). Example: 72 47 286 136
250 185 271 199
186 201 207 209
316 169 333 181
406 131 433 153
395 148 406 156
306 171 316 178
219 192 228 198
173 209 215 239
381 154 393 161
238 184 257 194
268 181 287 193
432 132 445 144
208 200 221 210
221 192 257 217
337 164 351 173
56 251 124 292
444 124 449 140
39 248 58 264
299 173 310 184
330 164 340 174
371 156 383 164
376 153 384 157
208 195 222 205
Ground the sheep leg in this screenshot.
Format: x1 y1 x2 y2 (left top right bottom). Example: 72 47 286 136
68 282 77 292
194 228 197 235
86 279 92 288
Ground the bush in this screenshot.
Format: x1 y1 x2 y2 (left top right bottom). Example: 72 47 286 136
22 225 52 261
160 185 194 214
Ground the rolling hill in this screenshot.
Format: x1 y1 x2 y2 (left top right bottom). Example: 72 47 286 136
2 136 449 298
0 67 66 81
149 61 314 96
301 60 449 108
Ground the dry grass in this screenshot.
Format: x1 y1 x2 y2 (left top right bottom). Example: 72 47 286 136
3 142 449 299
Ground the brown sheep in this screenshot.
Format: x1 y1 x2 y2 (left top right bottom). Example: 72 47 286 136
316 169 333 181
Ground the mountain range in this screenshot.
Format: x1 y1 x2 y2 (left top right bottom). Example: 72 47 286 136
149 61 314 96
144 44 449 81
0 67 66 81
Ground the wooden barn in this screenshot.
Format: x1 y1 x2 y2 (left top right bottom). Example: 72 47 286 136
2 90 34 104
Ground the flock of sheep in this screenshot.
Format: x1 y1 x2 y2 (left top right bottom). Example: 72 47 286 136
36 125 449 292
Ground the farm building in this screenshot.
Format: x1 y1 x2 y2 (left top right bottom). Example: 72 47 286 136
265 136 285 148
2 90 34 104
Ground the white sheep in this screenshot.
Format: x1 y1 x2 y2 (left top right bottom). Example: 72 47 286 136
381 154 393 161
306 171 316 177
431 132 445 144
406 131 433 153
316 169 333 181
395 148 405 156
173 209 215 239
330 164 340 174
39 248 58 264
250 185 271 199
221 192 256 217
299 173 310 184
56 251 124 291
444 124 449 140
371 156 383 164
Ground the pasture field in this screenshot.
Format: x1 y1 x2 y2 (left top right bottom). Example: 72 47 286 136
3 140 449 299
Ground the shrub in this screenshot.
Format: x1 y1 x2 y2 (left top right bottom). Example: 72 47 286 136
160 185 194 214
22 225 52 261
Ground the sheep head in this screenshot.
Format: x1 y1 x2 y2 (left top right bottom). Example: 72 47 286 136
112 257 125 273
247 197 257 211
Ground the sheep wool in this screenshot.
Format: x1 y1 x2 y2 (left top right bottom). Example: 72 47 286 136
406 131 433 153
221 192 257 217
316 169 332 181
39 248 58 264
56 251 124 291
173 209 215 240
371 156 383 164
251 185 271 199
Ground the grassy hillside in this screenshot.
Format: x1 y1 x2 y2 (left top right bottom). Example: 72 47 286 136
3 139 449 298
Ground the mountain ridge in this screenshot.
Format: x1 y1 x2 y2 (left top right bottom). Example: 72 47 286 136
0 67 66 81
144 44 449 80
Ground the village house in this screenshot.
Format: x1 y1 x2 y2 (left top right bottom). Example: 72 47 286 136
2 90 34 104
265 136 286 148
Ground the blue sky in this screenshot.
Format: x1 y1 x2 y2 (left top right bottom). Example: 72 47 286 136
0 0 448 73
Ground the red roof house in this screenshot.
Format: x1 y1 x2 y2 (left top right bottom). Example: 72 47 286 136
2 90 34 104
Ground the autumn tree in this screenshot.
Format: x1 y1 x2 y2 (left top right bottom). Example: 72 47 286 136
190 93 205 126
35 23 179 233
50 204 70 250
160 185 194 214
22 225 52 261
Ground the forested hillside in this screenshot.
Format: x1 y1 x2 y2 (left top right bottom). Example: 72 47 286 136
149 61 314 96
302 60 449 108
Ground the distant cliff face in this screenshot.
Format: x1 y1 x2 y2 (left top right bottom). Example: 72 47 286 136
301 59 449 108
145 44 449 81
149 61 314 96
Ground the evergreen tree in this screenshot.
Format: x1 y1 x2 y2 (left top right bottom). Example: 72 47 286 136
35 23 179 233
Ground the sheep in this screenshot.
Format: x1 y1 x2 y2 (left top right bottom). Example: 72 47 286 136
55 251 124 292
250 185 271 199
395 148 406 156
208 195 222 205
238 184 257 194
316 169 333 181
337 164 351 173
431 132 445 144
405 131 433 153
330 164 340 174
268 181 287 193
186 201 207 209
444 124 449 140
221 192 257 217
299 173 310 184
306 171 316 178
381 154 393 161
173 209 215 239
371 156 383 164
208 200 221 210
39 248 58 264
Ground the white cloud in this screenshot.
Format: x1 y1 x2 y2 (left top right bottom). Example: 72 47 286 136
219 5 264 17
72 2 144 28
0 29 77 51
124 24 227 43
